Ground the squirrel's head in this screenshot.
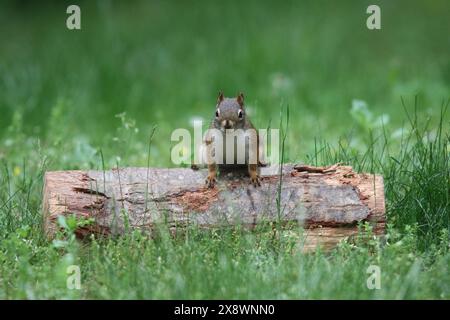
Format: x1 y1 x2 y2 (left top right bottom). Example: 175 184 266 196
214 91 246 131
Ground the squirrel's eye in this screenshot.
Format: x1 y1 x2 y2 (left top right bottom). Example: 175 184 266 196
238 109 243 119
215 109 220 118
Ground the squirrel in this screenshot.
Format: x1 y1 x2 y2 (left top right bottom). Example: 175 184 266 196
202 91 263 188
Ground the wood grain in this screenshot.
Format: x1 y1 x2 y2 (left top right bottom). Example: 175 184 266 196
42 164 385 251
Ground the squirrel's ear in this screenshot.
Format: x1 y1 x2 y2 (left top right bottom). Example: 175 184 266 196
237 92 244 107
217 91 224 104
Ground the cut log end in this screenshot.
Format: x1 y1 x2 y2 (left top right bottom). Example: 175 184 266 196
42 164 385 251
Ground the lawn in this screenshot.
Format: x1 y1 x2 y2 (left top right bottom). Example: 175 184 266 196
0 0 449 299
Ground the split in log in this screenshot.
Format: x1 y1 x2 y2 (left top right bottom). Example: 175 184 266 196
42 164 385 251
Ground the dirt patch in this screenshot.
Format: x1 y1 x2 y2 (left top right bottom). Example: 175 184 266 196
171 187 220 212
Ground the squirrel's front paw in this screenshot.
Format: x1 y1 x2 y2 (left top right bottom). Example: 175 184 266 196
249 174 261 187
205 175 216 188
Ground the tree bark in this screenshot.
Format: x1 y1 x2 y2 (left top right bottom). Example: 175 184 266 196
42 164 385 251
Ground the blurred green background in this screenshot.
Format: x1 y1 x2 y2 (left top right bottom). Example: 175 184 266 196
0 0 448 168
0 0 449 300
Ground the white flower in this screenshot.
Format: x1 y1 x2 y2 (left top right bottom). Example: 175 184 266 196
189 116 204 127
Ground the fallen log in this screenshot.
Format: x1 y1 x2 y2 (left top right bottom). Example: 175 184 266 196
42 164 385 251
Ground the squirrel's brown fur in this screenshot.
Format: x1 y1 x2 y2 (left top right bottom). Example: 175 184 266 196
204 92 261 188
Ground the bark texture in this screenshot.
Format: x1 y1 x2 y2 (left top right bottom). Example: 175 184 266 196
42 164 385 251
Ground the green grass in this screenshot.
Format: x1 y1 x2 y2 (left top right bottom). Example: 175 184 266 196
0 0 449 299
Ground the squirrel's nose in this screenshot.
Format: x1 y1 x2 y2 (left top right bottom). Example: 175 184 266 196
222 120 234 129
